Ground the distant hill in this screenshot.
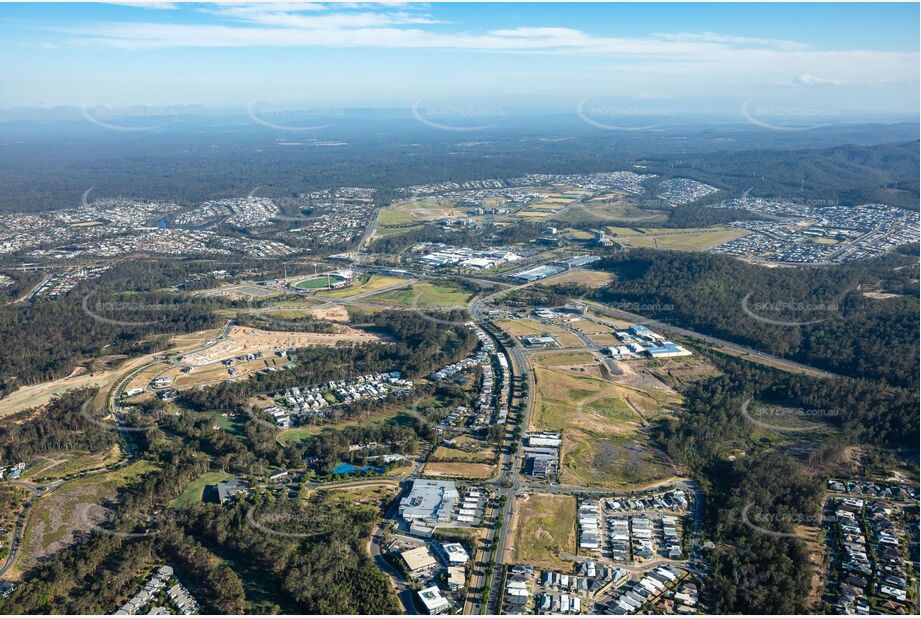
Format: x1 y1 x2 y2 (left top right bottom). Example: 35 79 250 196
641 140 920 210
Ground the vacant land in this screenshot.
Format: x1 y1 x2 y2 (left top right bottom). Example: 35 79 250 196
557 197 668 226
588 333 620 346
515 210 553 219
0 328 222 417
365 281 472 308
430 436 497 463
509 494 576 571
421 462 496 479
179 325 380 366
191 283 284 302
565 319 609 334
561 432 676 489
377 198 465 226
543 269 616 289
532 364 643 430
318 483 401 508
493 318 583 347
16 461 157 574
645 356 722 389
23 446 123 481
529 351 680 489
609 226 748 251
529 350 598 367
159 355 290 390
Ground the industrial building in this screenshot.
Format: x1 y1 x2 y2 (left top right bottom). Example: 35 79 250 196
417 586 451 615
400 546 439 575
399 479 459 523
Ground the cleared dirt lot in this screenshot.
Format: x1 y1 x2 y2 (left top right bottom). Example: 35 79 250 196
178 325 380 366
421 462 496 479
0 329 222 418
543 269 616 289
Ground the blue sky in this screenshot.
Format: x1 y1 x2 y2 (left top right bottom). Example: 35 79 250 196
1 2 918 116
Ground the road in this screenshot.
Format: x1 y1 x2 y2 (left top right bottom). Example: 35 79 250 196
457 295 532 614
0 319 239 580
583 300 839 379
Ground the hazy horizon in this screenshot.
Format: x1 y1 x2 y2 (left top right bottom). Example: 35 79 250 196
1 2 918 117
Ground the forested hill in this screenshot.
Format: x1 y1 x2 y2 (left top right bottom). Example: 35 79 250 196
639 140 920 209
592 247 920 389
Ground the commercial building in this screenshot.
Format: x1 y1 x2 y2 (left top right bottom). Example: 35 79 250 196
399 479 459 523
400 546 439 575
417 586 451 615
436 542 470 565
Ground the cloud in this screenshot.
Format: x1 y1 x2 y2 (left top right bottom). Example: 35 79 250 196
100 2 180 9
32 2 920 90
795 73 842 86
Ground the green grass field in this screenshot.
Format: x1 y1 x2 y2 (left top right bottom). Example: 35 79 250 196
276 406 421 445
377 198 464 226
365 281 472 307
293 276 335 290
171 471 233 508
609 226 748 251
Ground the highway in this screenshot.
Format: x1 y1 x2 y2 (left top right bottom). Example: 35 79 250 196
583 300 840 379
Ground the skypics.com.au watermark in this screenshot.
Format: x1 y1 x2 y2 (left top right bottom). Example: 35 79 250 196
245 507 335 540
80 507 175 539
741 502 824 538
81 103 185 132
80 398 162 434
740 97 839 132
740 398 838 434
576 96 674 131
247 101 344 132
411 99 508 131
741 292 839 327
82 292 189 328
606 300 675 314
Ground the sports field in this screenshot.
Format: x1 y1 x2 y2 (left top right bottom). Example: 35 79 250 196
318 275 409 299
292 276 336 290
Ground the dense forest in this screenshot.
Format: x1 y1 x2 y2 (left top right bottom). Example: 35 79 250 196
0 259 241 396
593 248 920 389
0 116 915 212
0 388 116 463
652 349 917 613
0 349 410 613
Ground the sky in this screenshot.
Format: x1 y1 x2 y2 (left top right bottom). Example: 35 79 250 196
1 2 919 118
